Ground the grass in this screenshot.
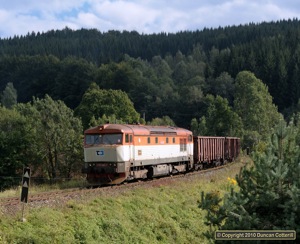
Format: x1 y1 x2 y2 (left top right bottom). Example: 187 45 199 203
0 157 249 243
0 178 88 198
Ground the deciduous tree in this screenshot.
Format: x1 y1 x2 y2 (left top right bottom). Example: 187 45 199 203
33 95 83 179
234 71 282 148
147 116 176 126
191 95 242 137
0 106 33 189
17 95 83 180
75 83 140 129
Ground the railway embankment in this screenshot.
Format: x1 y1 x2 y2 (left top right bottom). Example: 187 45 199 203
0 157 248 243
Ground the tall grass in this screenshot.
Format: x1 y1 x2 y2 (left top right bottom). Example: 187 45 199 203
0 179 88 198
0 159 247 243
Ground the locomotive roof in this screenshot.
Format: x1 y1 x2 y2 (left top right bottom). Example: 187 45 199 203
84 124 192 136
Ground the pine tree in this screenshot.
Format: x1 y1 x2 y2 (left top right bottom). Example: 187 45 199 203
199 119 300 241
1 82 17 108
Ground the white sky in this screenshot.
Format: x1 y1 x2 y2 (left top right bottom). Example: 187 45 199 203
0 0 299 38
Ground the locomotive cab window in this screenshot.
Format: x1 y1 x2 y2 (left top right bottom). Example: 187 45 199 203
85 134 122 145
125 134 133 143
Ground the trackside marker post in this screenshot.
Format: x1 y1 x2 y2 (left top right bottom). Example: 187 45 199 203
20 167 30 222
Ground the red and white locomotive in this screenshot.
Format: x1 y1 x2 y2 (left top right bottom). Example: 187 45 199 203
82 124 240 185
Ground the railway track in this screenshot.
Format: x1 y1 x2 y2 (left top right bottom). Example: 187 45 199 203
0 161 242 215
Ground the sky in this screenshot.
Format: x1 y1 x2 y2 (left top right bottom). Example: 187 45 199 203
0 0 299 38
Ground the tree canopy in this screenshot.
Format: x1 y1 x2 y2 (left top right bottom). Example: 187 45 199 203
234 71 282 148
1 82 17 108
1 20 300 117
75 83 141 129
0 106 32 189
191 95 242 136
16 95 83 181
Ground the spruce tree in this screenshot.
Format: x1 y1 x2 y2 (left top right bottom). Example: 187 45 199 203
1 82 17 108
199 119 300 241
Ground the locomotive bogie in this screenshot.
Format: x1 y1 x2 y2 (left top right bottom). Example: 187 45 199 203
129 168 148 180
147 164 172 178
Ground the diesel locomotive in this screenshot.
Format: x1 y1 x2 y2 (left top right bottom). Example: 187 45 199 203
82 124 240 185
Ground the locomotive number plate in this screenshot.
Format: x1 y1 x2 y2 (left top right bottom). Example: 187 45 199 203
96 150 104 156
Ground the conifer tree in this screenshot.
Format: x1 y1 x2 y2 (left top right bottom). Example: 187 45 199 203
1 82 17 108
199 119 300 241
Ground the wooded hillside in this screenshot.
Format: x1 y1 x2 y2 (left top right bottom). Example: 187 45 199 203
1 19 300 116
0 19 300 188
0 21 299 130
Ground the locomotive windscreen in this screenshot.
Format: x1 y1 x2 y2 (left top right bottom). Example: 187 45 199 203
85 134 122 145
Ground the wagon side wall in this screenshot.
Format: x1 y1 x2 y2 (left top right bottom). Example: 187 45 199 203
193 136 225 164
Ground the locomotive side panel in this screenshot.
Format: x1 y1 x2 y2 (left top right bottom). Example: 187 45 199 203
132 135 193 166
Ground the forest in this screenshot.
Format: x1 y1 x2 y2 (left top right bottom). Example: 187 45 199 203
1 19 300 189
